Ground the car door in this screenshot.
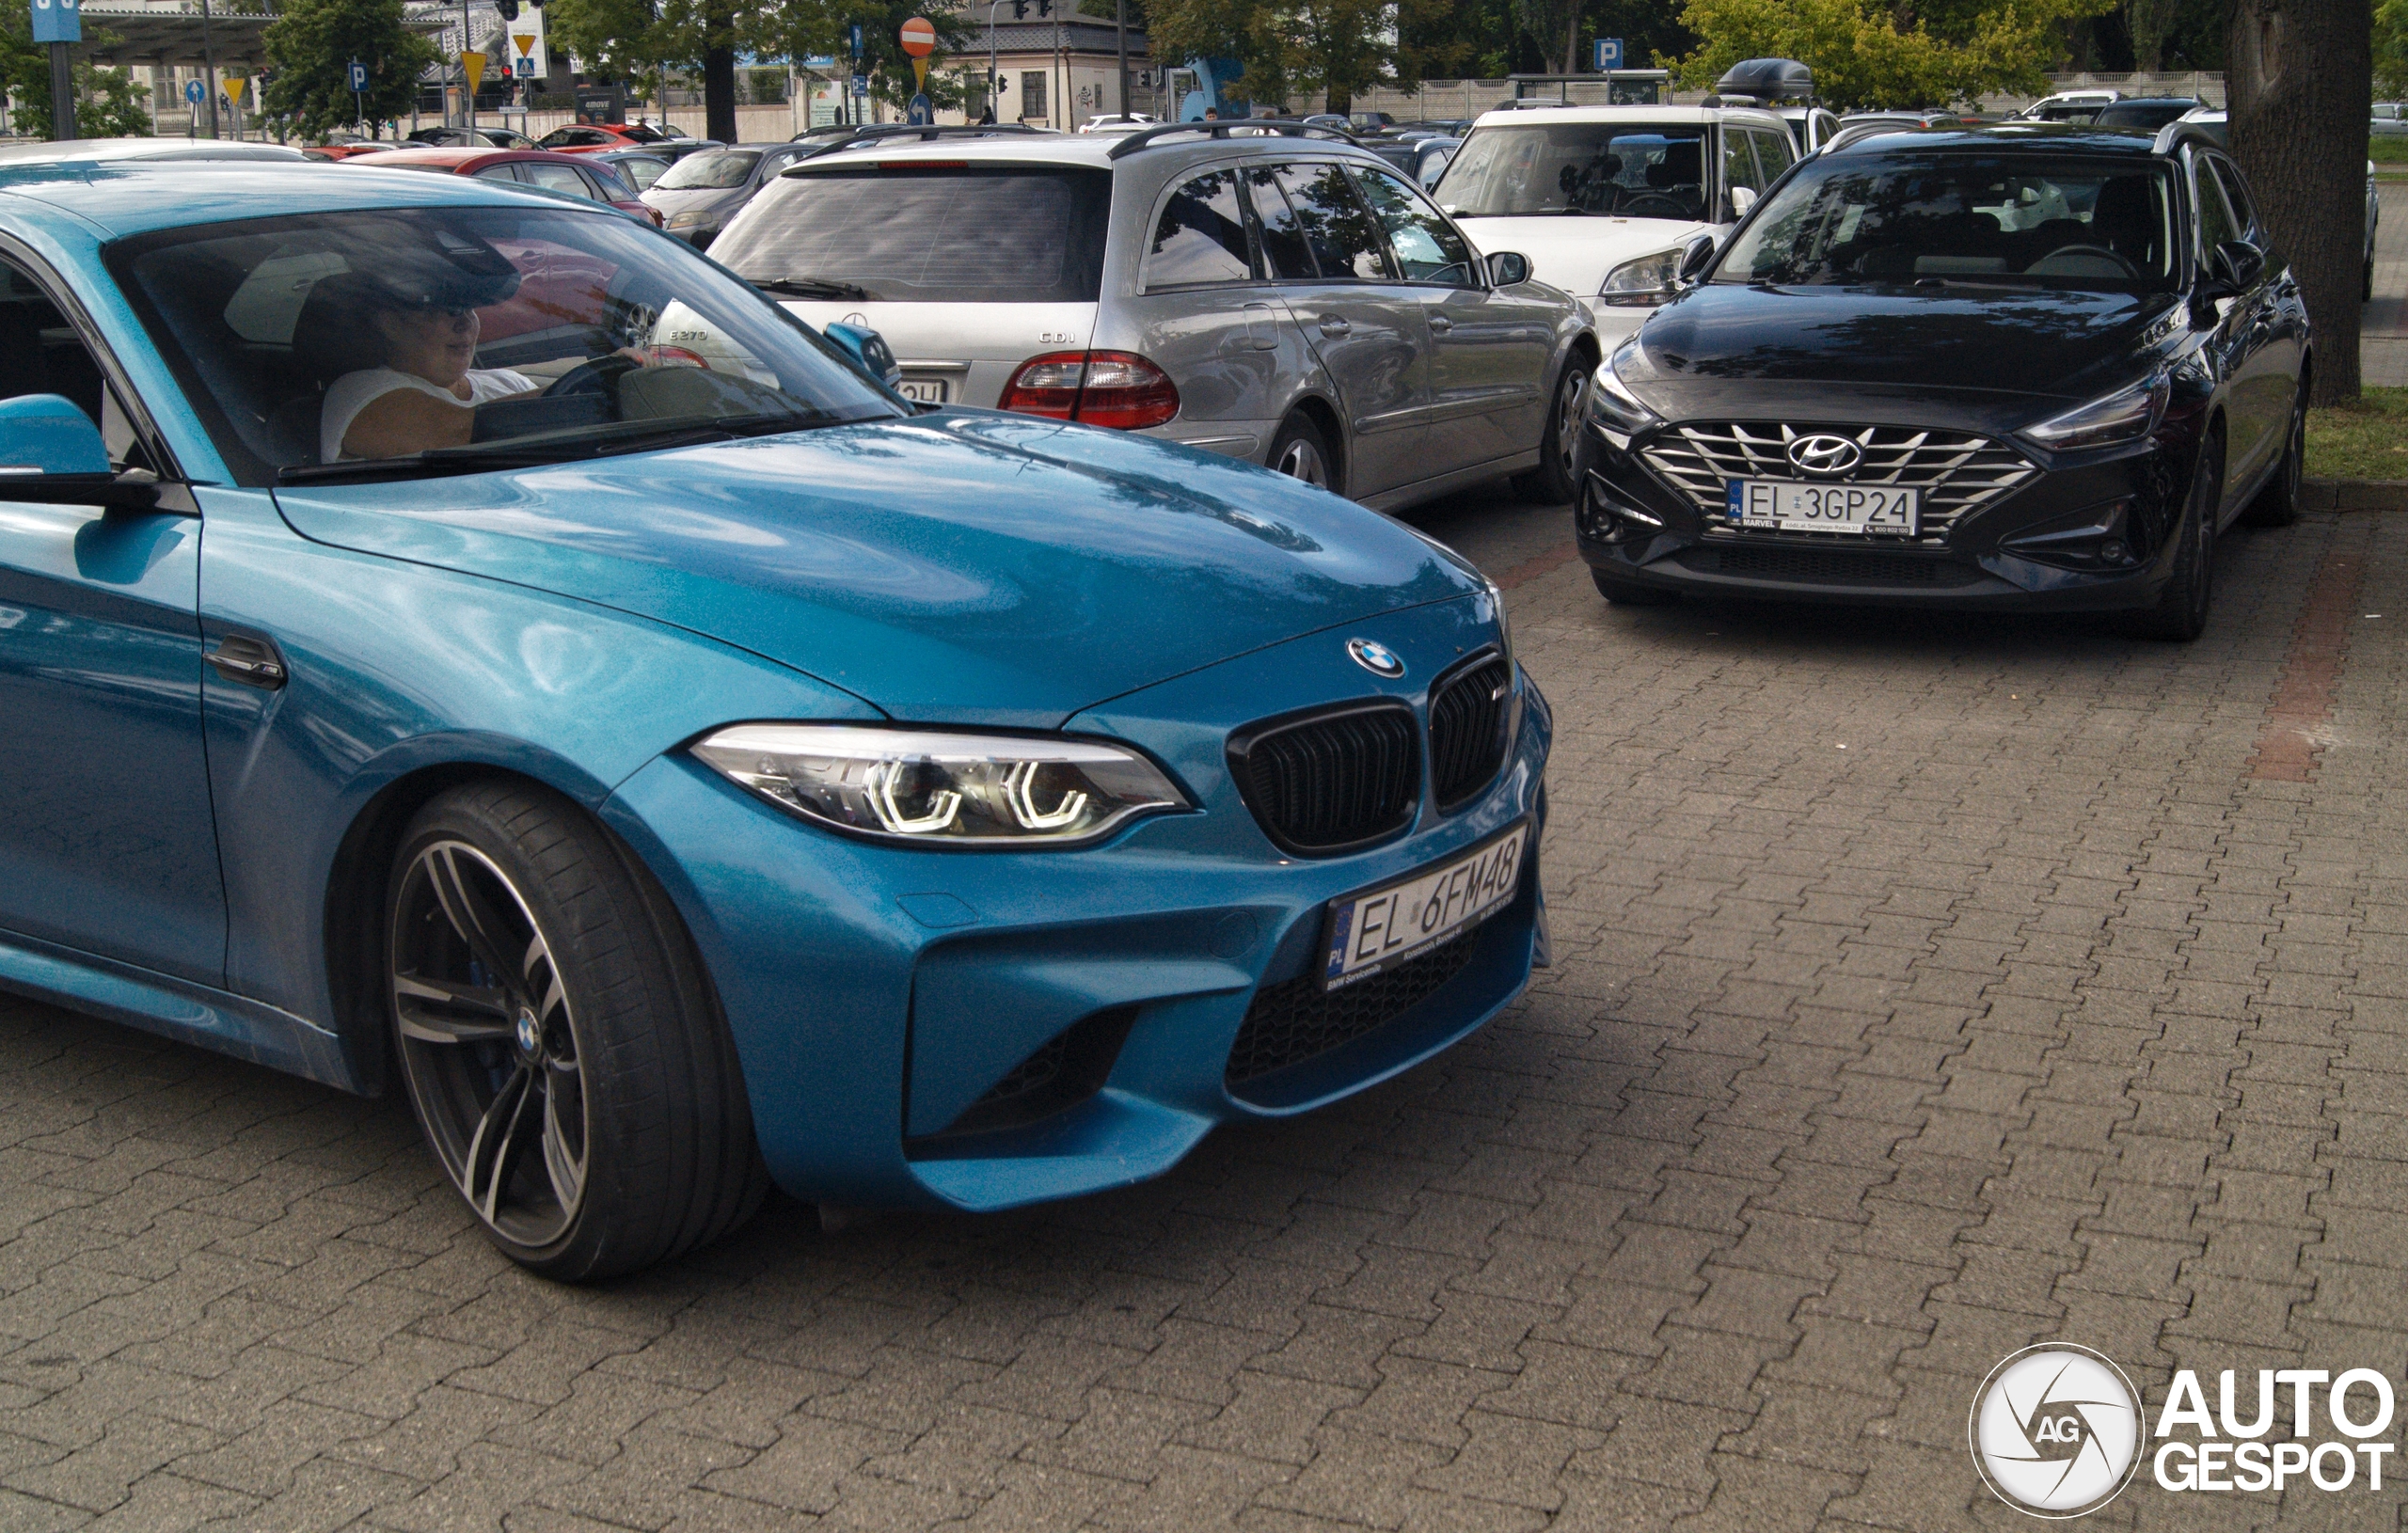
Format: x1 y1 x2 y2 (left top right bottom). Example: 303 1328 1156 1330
1349 164 1548 467
0 254 225 986
1128 165 1293 460
2208 154 2303 444
1719 123 1766 222
2189 151 2273 488
1259 160 1433 498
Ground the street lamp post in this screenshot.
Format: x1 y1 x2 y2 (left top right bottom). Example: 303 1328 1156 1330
1115 0 1125 120
198 0 220 137
986 0 1006 125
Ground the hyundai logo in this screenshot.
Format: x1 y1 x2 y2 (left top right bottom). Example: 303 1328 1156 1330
1786 434 1863 477
1347 638 1405 678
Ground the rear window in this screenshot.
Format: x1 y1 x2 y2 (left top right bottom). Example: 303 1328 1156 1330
658 149 759 189
714 166 1112 303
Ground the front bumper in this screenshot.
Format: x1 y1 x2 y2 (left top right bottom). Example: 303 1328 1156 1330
600 602 1552 1213
1573 404 2198 611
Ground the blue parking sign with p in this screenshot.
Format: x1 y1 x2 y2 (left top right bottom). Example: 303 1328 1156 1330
31 0 82 47
1594 37 1623 70
348 59 368 91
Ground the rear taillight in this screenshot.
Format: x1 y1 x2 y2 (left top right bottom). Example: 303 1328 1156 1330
998 350 1180 430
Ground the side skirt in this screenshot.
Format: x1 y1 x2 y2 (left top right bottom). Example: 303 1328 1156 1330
0 929 368 1093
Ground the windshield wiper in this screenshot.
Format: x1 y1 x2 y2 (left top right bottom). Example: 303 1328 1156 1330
277 412 826 486
752 277 873 301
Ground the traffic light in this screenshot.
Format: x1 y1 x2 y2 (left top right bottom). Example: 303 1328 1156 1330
1009 1 1025 15
1036 0 1051 12
498 0 517 19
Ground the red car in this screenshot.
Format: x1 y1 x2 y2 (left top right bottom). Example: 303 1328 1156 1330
303 141 404 162
534 123 659 154
343 146 664 228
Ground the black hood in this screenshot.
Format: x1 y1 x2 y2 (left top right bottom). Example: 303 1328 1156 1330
1629 282 2183 413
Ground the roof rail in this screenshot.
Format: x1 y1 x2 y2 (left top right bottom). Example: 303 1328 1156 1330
828 123 1054 150
2150 119 2223 156
1106 118 1364 160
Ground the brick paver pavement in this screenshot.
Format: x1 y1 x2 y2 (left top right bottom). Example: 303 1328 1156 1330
2 502 2404 1531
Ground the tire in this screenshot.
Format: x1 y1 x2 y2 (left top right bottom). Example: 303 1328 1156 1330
1592 566 1679 607
1512 355 1590 504
1267 414 1339 497
2127 435 2221 642
2242 382 2305 528
2367 253 2376 305
387 780 768 1279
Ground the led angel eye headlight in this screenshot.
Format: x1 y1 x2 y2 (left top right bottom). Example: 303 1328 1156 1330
691 725 1191 846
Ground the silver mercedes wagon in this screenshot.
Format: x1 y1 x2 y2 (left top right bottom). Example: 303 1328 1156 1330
707 120 1600 511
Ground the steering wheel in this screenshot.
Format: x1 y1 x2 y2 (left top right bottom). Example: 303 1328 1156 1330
1619 193 1690 217
2027 243 2136 277
543 353 642 399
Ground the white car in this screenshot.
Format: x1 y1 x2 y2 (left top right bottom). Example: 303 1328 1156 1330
2014 89 2121 122
1428 103 1801 350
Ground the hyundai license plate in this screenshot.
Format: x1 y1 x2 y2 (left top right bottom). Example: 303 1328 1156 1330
1322 823 1529 990
1727 480 1917 536
895 376 949 403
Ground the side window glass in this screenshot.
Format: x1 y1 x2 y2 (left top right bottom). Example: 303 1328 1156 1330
1720 127 1764 218
1274 162 1394 282
1751 128 1794 181
472 165 522 182
1 261 150 472
1142 169 1255 289
524 163 598 198
2210 158 2259 240
2193 159 2239 259
1353 167 1479 288
1244 167 1317 278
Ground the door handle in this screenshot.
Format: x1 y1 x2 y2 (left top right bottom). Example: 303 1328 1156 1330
1318 315 1352 337
205 632 288 690
1426 314 1454 333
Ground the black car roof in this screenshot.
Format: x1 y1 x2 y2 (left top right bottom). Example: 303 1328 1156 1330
1829 121 2191 157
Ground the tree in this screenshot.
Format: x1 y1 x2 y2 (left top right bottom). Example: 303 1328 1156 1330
2123 0 2181 71
2228 0 2372 403
0 15 154 138
1147 0 1404 111
2377 0 2408 97
261 0 441 137
1669 0 2110 110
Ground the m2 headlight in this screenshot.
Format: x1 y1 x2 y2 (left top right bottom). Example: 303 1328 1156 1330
692 725 1191 846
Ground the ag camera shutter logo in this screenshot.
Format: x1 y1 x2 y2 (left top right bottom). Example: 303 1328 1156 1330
1970 1345 2143 1517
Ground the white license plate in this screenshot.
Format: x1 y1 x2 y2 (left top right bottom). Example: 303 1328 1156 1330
895 376 949 403
1727 479 1918 536
1321 823 1529 990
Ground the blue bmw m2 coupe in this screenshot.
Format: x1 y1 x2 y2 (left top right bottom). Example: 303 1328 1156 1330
0 159 1549 1277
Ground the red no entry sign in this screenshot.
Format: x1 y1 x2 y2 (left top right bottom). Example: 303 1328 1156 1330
899 16 936 56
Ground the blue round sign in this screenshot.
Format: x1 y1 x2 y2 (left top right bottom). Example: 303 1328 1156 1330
185 79 204 104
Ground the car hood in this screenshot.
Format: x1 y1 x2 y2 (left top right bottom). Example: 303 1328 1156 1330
1627 283 2182 406
272 411 1477 727
1451 214 1718 297
642 184 743 213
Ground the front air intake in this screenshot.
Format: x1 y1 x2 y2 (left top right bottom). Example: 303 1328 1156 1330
1228 701 1420 856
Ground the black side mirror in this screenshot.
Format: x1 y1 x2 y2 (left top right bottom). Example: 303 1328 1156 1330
1678 233 1719 284
2205 239 2264 296
1486 251 1531 286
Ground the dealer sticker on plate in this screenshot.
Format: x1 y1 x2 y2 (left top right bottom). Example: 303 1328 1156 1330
1322 823 1529 990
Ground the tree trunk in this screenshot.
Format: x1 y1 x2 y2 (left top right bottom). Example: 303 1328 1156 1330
1563 3 1579 76
703 0 737 144
2229 0 2370 404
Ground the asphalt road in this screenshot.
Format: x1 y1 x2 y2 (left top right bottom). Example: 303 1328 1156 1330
4 488 2406 1526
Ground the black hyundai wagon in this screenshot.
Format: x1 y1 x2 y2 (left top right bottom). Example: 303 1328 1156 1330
1573 122 2309 640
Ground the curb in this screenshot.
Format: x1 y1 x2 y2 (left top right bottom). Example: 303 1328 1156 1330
2302 477 2408 512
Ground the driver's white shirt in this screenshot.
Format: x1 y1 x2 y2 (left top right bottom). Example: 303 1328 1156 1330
320 365 536 463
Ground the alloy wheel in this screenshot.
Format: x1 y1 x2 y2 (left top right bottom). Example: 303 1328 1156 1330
1551 367 1588 482
389 839 589 1248
1275 436 1330 487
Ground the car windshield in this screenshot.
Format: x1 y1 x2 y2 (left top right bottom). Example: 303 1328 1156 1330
1435 122 1707 219
616 156 670 190
713 166 1113 303
2094 101 2196 130
658 149 759 189
1714 153 2179 291
108 204 905 486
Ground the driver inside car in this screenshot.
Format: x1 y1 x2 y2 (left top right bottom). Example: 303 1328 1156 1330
318 284 541 463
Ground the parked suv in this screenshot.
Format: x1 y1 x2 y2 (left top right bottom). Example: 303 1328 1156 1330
1428 102 1803 356
709 121 1600 510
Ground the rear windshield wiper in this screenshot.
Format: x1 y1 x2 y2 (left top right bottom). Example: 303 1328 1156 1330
276 412 827 486
752 277 873 301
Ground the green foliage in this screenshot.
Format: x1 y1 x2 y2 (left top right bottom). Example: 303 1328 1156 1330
551 0 974 112
261 0 441 135
2380 0 2408 99
1669 0 2113 110
0 14 154 139
1146 0 1413 108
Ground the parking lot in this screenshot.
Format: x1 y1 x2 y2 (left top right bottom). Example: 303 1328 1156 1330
0 481 2400 1530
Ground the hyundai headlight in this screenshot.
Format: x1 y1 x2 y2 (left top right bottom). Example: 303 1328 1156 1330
1600 247 1684 307
693 725 1191 846
2020 372 2170 452
1588 341 1662 435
